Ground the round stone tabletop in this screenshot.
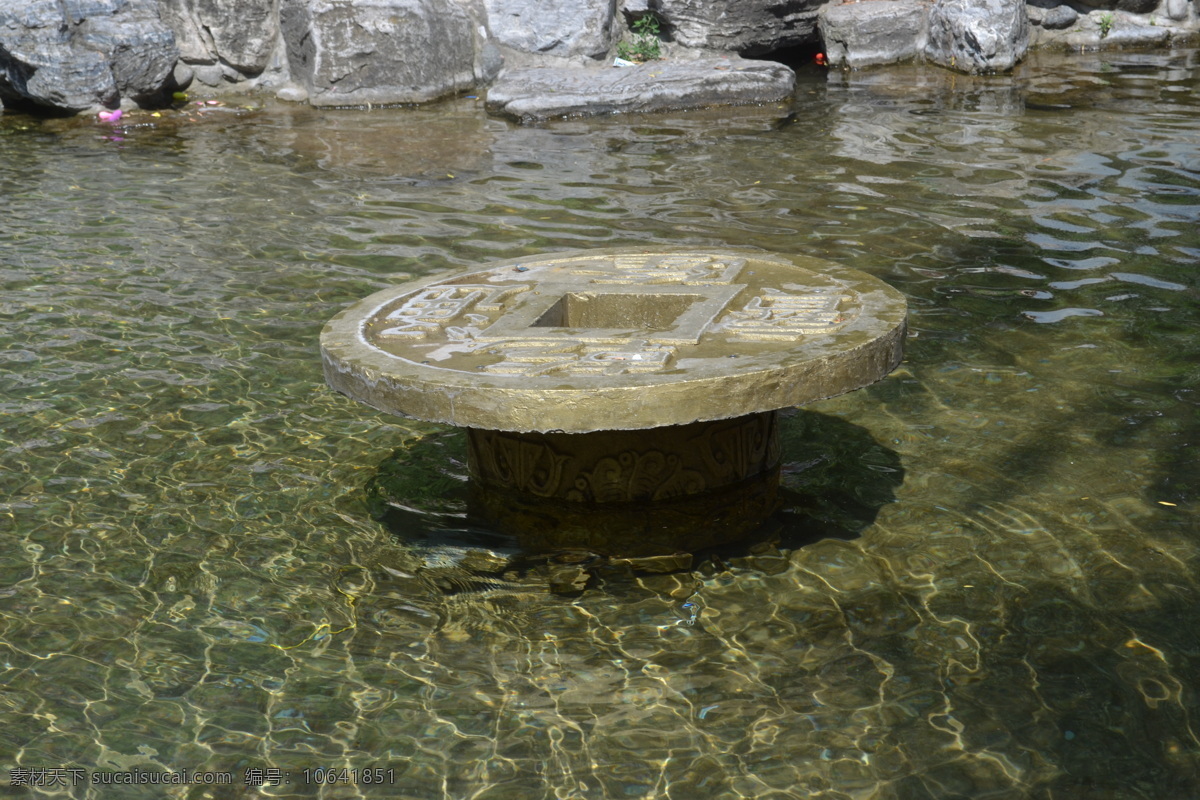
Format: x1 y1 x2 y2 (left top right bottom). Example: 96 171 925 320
321 249 908 433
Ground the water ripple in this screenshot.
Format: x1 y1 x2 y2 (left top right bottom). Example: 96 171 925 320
1 51 1198 799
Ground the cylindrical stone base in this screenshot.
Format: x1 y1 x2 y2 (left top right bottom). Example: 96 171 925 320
466 412 781 557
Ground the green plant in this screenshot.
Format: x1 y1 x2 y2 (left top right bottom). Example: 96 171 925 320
1098 11 1115 39
617 14 662 62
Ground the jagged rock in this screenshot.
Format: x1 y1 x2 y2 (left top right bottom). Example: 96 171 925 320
818 0 929 68
90 2 179 97
484 0 616 59
924 0 1028 74
280 0 479 107
485 56 795 122
653 0 824 54
0 0 178 112
157 0 279 75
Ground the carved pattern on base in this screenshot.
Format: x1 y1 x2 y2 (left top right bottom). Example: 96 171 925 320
696 412 780 482
468 413 781 505
467 432 568 498
565 451 706 503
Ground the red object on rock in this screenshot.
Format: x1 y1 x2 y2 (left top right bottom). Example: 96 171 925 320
815 53 828 66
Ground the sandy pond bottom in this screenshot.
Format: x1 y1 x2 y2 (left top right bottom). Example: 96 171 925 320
1 49 1198 799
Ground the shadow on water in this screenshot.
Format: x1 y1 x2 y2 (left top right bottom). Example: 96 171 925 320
773 408 906 547
364 409 904 587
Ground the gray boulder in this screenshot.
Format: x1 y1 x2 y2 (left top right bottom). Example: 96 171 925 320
280 0 479 107
1 0 178 112
1026 1 1078 30
157 0 279 76
486 56 795 122
653 0 823 54
924 0 1028 74
818 0 929 68
485 0 616 59
1165 0 1190 20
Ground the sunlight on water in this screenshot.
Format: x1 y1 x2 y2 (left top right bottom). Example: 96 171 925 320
1 50 1198 799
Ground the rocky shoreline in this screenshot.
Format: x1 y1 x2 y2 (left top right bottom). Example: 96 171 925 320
1 0 1197 119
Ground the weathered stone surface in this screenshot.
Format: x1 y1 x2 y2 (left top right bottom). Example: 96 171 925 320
818 0 929 68
1 0 177 112
1165 0 1190 21
321 248 907 433
157 0 279 74
484 0 616 59
485 57 794 121
924 0 1028 73
1111 17 1174 40
1026 1 1078 30
1057 14 1171 46
280 0 478 107
87 1 179 100
653 0 823 54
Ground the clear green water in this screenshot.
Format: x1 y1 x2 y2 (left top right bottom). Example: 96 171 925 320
1 50 1198 799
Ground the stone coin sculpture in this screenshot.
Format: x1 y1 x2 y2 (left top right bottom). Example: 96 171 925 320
322 248 907 561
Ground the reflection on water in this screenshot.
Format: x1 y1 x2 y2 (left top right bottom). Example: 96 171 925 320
1 49 1198 799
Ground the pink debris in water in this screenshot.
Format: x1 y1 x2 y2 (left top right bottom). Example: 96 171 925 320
97 109 123 122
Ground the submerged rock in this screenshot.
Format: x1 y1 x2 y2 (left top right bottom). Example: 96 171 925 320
485 56 795 122
0 0 178 112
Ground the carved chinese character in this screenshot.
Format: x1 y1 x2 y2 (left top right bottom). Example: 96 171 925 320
482 341 674 376
572 255 745 285
377 285 527 339
723 289 854 340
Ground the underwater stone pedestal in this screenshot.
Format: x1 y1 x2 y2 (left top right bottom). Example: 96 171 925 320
321 249 907 563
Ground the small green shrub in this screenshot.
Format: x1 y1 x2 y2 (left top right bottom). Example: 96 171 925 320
617 14 662 62
1099 12 1115 39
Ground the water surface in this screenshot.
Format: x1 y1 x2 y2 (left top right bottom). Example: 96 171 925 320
1 49 1198 799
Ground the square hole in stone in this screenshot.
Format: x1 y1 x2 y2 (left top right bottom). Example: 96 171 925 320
533 292 701 330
